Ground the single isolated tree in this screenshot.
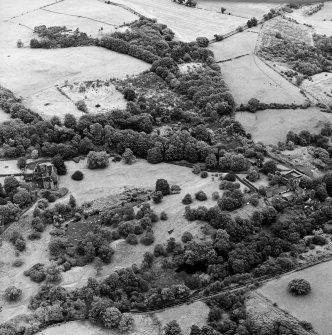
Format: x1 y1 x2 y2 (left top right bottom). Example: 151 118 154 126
288 278 311 296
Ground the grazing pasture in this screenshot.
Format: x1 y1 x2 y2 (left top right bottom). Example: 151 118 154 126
115 0 246 41
235 107 332 144
258 260 332 335
209 28 259 61
197 0 282 19
219 55 306 105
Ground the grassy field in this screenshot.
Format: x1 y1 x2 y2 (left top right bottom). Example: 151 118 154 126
197 0 282 19
235 107 332 145
219 55 306 105
209 27 259 61
258 260 332 335
115 0 246 41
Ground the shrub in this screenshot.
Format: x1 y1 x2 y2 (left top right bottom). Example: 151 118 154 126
262 160 277 175
28 232 41 240
126 233 138 245
196 37 209 47
223 173 236 182
154 244 167 257
152 191 163 204
288 278 311 295
160 211 168 220
201 171 208 178
87 151 109 169
75 99 88 113
192 165 201 174
4 286 22 301
15 239 26 251
140 231 155 246
155 179 170 195
12 259 23 267
181 231 193 243
212 191 220 200
71 170 84 181
122 148 136 164
195 191 207 201
123 88 136 101
182 193 193 205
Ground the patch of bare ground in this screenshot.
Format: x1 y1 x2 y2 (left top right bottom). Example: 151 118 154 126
60 80 127 114
246 291 313 335
155 301 209 335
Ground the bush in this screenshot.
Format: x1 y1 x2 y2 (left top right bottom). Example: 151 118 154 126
201 171 208 178
195 191 207 201
12 259 23 267
192 165 201 174
152 191 163 204
288 278 311 295
126 233 138 245
71 170 84 181
87 151 109 169
28 232 42 240
123 88 136 101
160 211 168 220
196 37 209 47
262 160 277 175
223 173 236 182
181 231 193 243
182 194 193 205
75 99 88 113
15 239 26 252
4 286 22 301
140 231 155 246
212 191 220 200
155 179 170 195
122 148 136 164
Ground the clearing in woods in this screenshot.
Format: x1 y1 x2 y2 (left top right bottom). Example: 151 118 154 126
235 107 332 145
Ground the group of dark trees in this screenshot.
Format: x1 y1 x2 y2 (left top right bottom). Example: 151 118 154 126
30 25 95 49
259 32 332 76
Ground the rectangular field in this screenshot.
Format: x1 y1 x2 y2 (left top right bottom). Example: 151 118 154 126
219 55 307 105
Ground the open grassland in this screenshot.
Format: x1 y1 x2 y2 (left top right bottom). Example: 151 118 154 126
197 0 282 19
219 55 306 105
235 107 332 145
258 260 332 335
61 159 221 205
284 2 332 36
114 0 246 41
209 27 259 61
36 316 159 335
